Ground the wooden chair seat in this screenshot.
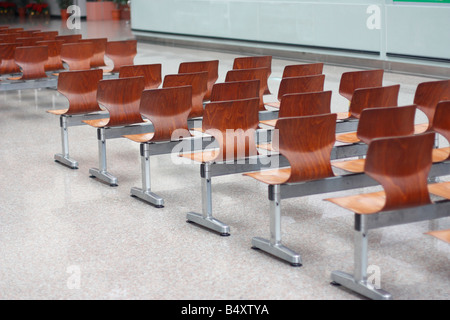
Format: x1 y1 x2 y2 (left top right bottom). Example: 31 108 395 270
414 123 429 134
225 67 270 110
331 159 365 173
233 55 272 94
79 38 107 68
83 118 110 128
425 229 450 244
265 101 280 108
326 190 386 215
335 132 359 144
119 64 162 90
428 181 450 199
339 69 384 102
266 74 326 107
337 111 351 120
432 147 450 163
282 63 324 78
47 69 104 116
178 60 219 101
105 40 137 73
122 132 155 143
163 72 208 118
8 46 48 80
60 42 94 71
259 119 277 127
179 149 221 163
244 168 292 185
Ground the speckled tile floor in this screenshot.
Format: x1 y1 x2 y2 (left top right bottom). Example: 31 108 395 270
0 19 448 300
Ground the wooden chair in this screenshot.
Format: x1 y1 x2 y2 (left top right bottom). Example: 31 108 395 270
55 34 82 44
60 42 94 71
281 63 324 78
122 86 193 207
163 71 208 118
210 79 260 103
36 40 64 71
244 114 337 265
325 132 437 300
426 229 450 244
178 60 219 101
233 55 272 92
332 105 417 173
15 37 44 46
119 64 162 90
181 97 260 235
33 31 58 40
265 74 326 108
8 45 48 80
79 38 108 68
429 101 450 163
105 40 137 73
0 43 21 74
47 69 104 169
260 90 332 128
339 69 384 102
413 79 450 133
83 77 146 186
225 67 271 110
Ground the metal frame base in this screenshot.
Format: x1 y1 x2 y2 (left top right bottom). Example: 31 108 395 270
130 187 164 208
251 237 302 267
54 153 78 169
186 212 230 236
89 168 118 186
331 271 392 300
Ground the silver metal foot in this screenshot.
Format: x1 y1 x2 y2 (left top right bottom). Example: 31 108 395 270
130 187 164 208
54 153 78 169
186 212 230 236
251 237 302 266
89 168 118 186
331 271 392 300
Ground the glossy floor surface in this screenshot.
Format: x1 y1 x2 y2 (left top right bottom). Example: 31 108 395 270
0 19 449 300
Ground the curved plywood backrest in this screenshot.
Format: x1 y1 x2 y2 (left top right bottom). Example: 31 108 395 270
210 79 260 103
119 64 162 90
364 132 435 211
233 55 272 75
225 67 270 110
339 69 384 101
0 34 17 43
105 40 137 73
276 75 326 102
2 28 23 34
178 60 219 100
16 37 44 46
55 34 82 44
278 91 332 119
282 63 324 78
57 69 104 115
348 84 400 119
97 76 146 127
414 80 450 128
431 101 450 160
139 86 192 142
60 42 94 71
0 43 20 74
356 105 416 145
274 114 337 183
33 31 58 40
203 98 260 162
79 38 107 68
163 71 208 118
36 40 64 71
13 46 48 80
